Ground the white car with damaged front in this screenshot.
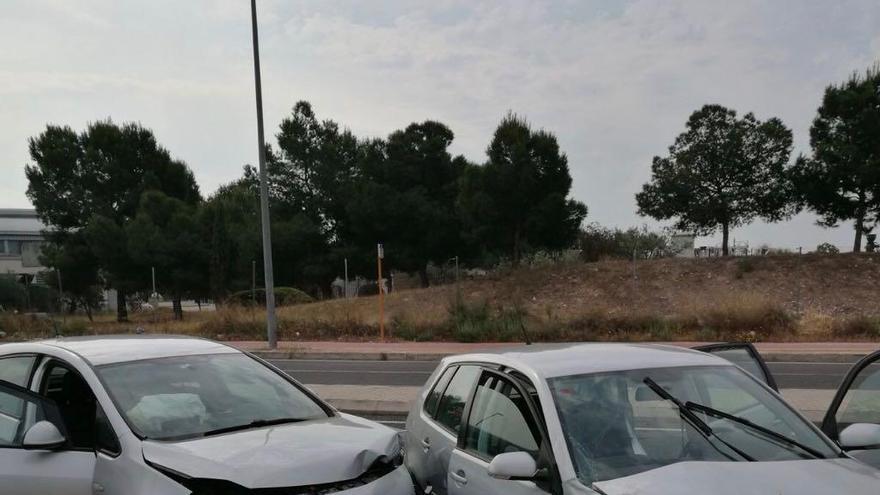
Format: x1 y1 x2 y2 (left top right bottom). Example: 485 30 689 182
0 336 413 494
404 343 880 495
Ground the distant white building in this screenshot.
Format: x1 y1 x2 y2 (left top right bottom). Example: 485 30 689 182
0 209 46 275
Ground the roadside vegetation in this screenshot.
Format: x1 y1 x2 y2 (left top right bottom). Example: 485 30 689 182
3 253 879 344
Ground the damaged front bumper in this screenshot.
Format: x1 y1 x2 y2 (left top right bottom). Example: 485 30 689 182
156 463 414 495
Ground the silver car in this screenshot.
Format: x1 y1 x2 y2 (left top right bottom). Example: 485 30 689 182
0 335 413 494
404 343 880 495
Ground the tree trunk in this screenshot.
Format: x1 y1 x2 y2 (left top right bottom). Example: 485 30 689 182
418 266 430 288
512 227 522 265
721 222 730 256
172 296 183 321
854 215 865 253
116 290 128 322
85 303 93 322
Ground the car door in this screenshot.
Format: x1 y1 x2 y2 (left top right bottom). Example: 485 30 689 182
408 364 481 495
820 350 880 468
447 369 557 495
0 375 94 495
694 343 779 391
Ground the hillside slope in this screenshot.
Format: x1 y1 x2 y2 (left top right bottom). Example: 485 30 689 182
271 253 880 342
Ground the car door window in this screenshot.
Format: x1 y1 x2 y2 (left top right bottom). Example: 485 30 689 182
694 343 778 391
0 381 61 447
834 362 880 431
39 363 97 450
464 373 540 460
0 356 36 388
435 365 480 433
424 366 457 417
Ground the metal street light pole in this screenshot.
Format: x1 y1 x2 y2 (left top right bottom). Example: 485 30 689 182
250 0 278 349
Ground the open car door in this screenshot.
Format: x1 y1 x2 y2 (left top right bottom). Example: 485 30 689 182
820 350 880 468
693 343 779 392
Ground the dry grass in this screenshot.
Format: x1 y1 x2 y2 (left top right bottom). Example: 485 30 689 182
2 253 880 343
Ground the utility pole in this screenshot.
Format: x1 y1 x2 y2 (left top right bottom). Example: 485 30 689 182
453 256 460 301
250 0 278 348
252 260 256 305
377 244 385 341
56 269 65 325
344 258 349 299
151 266 156 297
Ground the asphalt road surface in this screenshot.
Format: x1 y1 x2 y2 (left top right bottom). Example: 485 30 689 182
270 358 861 390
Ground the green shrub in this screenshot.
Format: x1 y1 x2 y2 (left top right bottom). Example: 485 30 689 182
831 316 880 338
391 316 435 342
447 299 529 342
227 287 315 307
579 224 673 262
0 275 26 311
734 257 758 279
816 242 840 254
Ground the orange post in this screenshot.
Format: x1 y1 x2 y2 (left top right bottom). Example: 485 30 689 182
377 243 385 341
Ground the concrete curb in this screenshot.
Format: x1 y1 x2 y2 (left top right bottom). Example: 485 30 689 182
253 350 449 361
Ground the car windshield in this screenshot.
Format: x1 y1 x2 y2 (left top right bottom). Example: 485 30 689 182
549 365 838 485
97 353 327 440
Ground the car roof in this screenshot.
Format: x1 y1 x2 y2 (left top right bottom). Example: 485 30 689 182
25 335 239 366
443 343 734 379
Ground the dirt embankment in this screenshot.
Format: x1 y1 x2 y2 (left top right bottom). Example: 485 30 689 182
4 254 879 343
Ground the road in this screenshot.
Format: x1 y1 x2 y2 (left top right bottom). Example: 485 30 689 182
270 358 860 390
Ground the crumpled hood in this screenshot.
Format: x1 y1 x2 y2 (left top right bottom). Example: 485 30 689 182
593 458 880 495
142 413 400 489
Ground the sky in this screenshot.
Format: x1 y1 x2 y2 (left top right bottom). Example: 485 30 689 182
1 0 878 251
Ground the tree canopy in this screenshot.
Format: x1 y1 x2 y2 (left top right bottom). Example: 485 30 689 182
459 114 587 263
26 120 201 320
347 121 464 285
636 104 796 255
791 66 880 252
25 104 592 316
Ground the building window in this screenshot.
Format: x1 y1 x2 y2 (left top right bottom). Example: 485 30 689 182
0 240 22 256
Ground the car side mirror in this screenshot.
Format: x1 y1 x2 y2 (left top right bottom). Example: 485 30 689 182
22 421 67 450
839 423 880 450
488 452 538 481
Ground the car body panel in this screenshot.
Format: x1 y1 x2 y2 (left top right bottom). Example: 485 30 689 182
407 343 880 495
142 413 401 488
0 448 95 495
0 337 415 495
405 406 460 493
447 448 546 495
21 335 238 366
593 458 880 495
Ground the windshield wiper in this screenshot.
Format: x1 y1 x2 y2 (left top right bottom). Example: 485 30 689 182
643 377 754 462
684 401 826 459
200 417 307 437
